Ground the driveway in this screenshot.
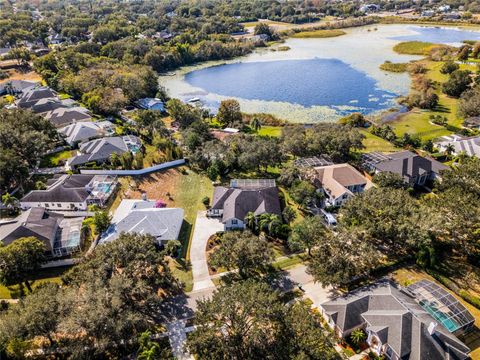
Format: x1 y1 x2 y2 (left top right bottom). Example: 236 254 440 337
190 211 223 291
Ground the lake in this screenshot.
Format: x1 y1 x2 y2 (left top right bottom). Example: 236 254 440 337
161 24 480 123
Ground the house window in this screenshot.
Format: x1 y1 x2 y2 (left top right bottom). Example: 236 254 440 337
57 203 62 207
45 203 49 207
385 346 393 359
231 219 238 225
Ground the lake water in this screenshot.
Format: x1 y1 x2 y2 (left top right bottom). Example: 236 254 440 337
161 24 480 123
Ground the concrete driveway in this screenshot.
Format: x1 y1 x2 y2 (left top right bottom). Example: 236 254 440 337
190 211 223 291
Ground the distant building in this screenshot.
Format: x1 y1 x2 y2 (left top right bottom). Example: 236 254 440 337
16 86 58 109
249 34 270 42
48 33 65 45
421 10 436 17
66 135 142 169
464 116 480 130
59 120 115 146
309 163 370 207
0 80 39 96
0 207 84 257
44 107 92 128
20 174 117 211
320 279 472 360
136 97 165 112
99 199 184 245
360 4 380 13
208 179 281 230
362 151 448 186
434 134 480 158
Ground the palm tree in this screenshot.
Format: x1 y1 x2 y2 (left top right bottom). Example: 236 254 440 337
1 193 18 214
258 213 282 236
444 144 455 158
250 117 261 132
244 212 257 232
350 329 367 347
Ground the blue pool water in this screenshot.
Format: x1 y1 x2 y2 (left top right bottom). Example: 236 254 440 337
390 26 480 45
185 58 397 114
419 300 460 332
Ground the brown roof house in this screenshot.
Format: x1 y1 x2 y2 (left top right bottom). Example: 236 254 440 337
309 163 371 207
0 207 84 257
320 279 473 360
207 179 281 230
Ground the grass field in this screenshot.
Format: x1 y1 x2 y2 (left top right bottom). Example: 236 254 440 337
391 61 469 141
241 20 291 28
379 61 408 73
291 29 346 38
257 125 283 137
0 266 68 299
39 150 75 168
393 41 436 55
359 130 400 153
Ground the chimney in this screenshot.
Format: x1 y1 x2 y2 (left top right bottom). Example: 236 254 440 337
428 321 437 335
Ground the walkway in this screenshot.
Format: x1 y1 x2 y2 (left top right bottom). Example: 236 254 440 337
190 211 223 292
165 320 193 360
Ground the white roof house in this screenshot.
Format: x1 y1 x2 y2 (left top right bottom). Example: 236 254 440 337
434 135 480 158
99 199 184 245
136 98 165 112
59 120 115 146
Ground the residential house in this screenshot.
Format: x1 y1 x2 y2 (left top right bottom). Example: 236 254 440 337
0 80 39 96
0 207 84 257
16 86 58 109
362 151 448 186
464 116 480 130
208 179 281 230
66 135 142 169
99 199 184 246
59 120 115 146
44 107 92 128
434 134 480 158
48 33 65 45
320 279 472 360
136 97 165 112
309 163 370 207
20 174 117 211
249 34 270 42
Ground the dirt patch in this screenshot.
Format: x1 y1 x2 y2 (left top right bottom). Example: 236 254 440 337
121 168 182 205
2 69 42 82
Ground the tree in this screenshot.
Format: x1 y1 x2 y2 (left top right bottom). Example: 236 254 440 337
373 172 407 189
307 229 379 288
282 206 296 224
257 213 283 236
164 240 181 257
444 143 455 157
442 70 472 97
1 192 18 212
137 331 174 360
244 211 257 232
209 231 274 279
93 210 112 235
167 99 202 129
254 23 274 38
289 216 326 256
217 99 242 127
0 237 46 292
338 113 367 127
250 117 261 132
459 87 480 118
188 280 339 360
440 61 459 74
350 329 367 346
290 180 317 207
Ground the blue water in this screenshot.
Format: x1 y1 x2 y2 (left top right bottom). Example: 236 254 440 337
185 58 397 114
390 26 480 44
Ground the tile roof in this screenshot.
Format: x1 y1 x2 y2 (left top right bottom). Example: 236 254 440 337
312 163 368 200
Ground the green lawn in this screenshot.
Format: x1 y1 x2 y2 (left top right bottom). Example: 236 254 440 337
391 61 469 141
392 41 436 55
0 266 69 299
290 29 346 38
39 150 74 168
359 130 400 153
257 126 282 137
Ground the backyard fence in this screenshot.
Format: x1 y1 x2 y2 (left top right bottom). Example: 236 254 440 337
79 159 186 176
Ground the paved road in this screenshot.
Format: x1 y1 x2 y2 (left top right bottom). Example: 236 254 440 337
166 320 193 360
190 212 223 291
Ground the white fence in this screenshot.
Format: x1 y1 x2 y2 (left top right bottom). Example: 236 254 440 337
79 159 186 176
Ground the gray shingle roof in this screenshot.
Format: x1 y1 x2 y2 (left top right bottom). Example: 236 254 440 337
68 135 141 166
0 208 62 252
99 200 184 244
211 185 281 223
17 86 58 108
59 120 114 145
21 174 94 204
44 107 92 127
321 280 471 360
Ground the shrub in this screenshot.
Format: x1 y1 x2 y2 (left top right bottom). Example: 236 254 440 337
440 61 459 74
202 196 210 207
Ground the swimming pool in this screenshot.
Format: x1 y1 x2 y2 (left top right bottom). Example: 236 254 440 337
419 300 460 332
